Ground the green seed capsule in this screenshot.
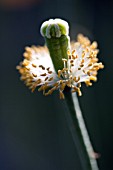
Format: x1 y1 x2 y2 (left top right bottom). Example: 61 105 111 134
40 18 70 73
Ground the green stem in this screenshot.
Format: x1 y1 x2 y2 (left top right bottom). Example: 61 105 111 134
64 89 99 170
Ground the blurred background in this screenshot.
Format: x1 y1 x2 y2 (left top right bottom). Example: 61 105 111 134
0 0 113 169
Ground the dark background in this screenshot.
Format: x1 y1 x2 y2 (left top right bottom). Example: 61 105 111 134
0 0 113 169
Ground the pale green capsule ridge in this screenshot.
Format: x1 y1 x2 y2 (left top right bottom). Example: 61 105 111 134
40 18 70 72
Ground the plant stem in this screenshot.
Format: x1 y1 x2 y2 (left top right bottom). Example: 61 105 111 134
64 89 99 170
